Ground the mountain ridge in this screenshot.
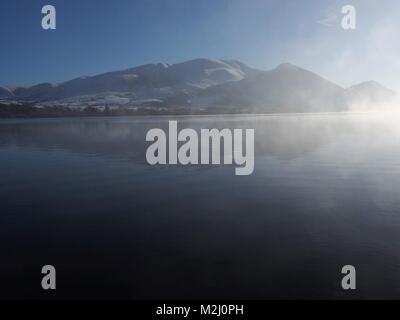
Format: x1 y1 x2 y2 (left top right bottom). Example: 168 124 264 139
1 58 397 113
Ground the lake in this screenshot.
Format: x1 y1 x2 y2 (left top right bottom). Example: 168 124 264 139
1 113 400 299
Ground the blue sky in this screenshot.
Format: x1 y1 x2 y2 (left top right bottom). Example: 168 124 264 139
1 0 400 90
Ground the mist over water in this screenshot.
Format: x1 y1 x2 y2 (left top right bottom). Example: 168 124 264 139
1 113 400 299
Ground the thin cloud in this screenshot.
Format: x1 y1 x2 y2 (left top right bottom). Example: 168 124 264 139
317 12 338 27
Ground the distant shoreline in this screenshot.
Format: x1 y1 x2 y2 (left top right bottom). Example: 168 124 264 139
0 103 388 120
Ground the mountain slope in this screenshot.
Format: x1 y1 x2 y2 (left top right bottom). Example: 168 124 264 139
345 81 397 110
192 63 349 112
9 59 259 103
0 87 13 99
2 59 397 113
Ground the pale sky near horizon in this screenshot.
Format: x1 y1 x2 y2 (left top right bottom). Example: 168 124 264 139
1 0 400 90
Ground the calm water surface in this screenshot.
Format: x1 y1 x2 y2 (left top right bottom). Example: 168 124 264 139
1 113 400 299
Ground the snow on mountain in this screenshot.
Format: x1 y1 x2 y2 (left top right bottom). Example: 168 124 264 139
0 86 13 99
3 59 397 113
11 59 259 105
192 63 349 112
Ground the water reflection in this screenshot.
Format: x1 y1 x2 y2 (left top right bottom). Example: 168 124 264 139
1 113 400 299
0 114 390 161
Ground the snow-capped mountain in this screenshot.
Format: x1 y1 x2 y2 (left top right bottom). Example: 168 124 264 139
191 63 398 112
1 59 397 113
192 63 349 112
6 59 259 105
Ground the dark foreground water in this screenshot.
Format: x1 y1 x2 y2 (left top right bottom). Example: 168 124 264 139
1 113 400 299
